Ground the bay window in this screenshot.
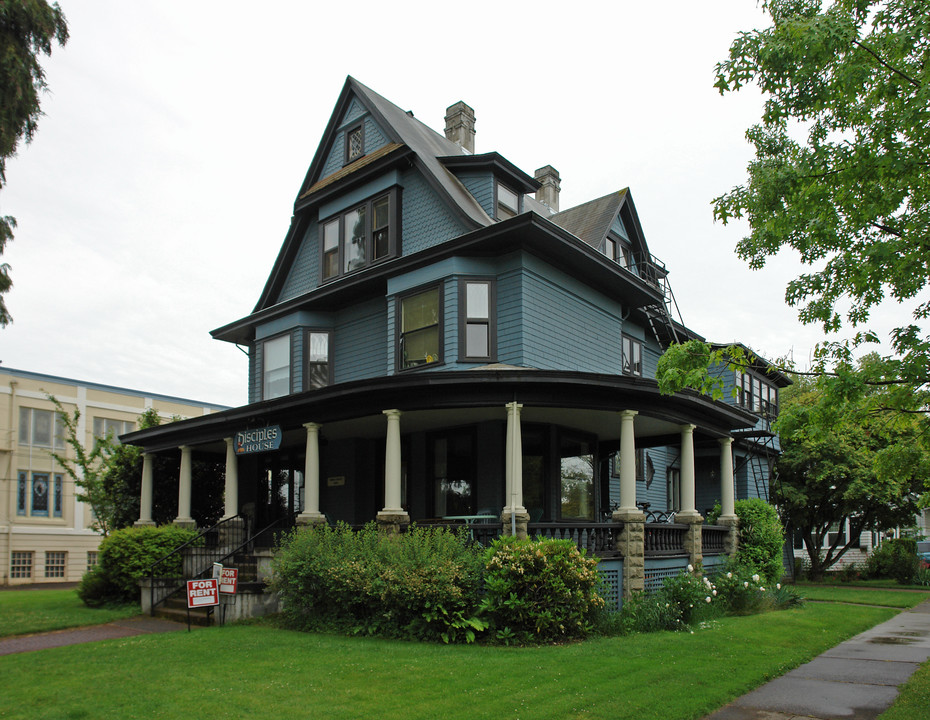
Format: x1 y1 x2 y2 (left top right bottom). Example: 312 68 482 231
262 334 291 399
399 285 442 370
306 330 332 390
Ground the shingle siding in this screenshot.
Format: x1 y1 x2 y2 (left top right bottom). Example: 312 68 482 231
401 171 468 255
456 171 494 217
334 298 387 383
278 221 319 303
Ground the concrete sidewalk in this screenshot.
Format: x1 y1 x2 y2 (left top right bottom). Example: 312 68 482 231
704 598 930 720
0 615 187 656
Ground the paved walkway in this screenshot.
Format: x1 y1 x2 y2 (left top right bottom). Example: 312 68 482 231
704 598 930 720
0 615 187 656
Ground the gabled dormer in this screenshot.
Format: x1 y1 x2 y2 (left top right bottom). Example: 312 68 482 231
438 152 539 221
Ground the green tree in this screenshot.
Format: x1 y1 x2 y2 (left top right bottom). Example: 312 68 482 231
773 355 929 580
712 0 929 405
47 395 117 536
0 1 69 326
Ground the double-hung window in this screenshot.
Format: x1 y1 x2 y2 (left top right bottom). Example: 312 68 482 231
93 418 135 442
19 408 64 449
621 335 643 377
460 279 495 361
306 330 332 390
321 189 398 281
399 285 442 370
262 334 292 400
495 182 519 220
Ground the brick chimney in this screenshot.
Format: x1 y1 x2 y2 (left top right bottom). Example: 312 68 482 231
534 165 561 212
444 101 475 153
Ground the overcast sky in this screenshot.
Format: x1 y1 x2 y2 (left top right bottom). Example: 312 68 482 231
1 1 870 407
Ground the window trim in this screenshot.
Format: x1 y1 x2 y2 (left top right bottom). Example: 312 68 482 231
396 282 444 372
261 332 293 400
621 334 643 377
304 328 334 391
458 278 497 362
45 551 67 579
319 188 400 282
344 121 364 165
10 551 33 579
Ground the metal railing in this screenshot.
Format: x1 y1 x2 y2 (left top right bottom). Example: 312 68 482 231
644 522 687 556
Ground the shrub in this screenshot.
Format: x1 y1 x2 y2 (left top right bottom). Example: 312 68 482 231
272 523 486 643
734 498 784 583
867 538 919 584
480 536 605 644
79 525 199 605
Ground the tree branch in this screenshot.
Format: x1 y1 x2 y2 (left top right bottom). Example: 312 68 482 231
853 40 921 89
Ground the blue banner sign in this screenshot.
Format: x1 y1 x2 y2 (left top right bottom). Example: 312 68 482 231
235 425 282 455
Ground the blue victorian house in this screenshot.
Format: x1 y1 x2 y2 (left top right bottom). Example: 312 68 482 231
126 77 788 610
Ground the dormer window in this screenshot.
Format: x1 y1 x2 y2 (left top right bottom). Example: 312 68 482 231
320 188 399 281
496 182 519 220
603 234 633 269
345 123 364 164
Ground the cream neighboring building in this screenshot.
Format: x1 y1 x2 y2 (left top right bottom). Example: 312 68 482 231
0 367 229 585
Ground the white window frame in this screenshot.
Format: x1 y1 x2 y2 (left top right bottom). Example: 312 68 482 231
262 333 292 400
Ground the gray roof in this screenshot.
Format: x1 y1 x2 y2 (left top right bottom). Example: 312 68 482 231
548 190 629 249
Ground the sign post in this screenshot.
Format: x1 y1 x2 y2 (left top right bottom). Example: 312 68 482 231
186 578 219 631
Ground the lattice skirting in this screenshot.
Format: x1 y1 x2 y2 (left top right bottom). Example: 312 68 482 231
597 558 623 610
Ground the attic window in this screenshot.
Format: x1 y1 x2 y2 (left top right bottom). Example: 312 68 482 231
496 183 519 220
345 123 364 164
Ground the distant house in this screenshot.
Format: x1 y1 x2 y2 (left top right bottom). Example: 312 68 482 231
123 77 788 605
0 367 227 585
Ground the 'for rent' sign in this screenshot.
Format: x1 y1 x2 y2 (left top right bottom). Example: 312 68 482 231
187 579 219 608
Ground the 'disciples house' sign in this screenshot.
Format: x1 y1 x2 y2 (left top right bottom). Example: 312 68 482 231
235 425 283 455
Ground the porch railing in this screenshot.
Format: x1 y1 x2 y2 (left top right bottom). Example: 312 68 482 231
528 522 619 557
644 522 687 556
702 525 728 555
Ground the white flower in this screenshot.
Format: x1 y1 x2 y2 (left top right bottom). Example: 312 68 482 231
760 587 765 592
689 630 694 634
705 596 711 603
776 583 781 590
752 574 760 583
712 589 717 596
687 564 694 573
726 572 732 578
743 581 749 588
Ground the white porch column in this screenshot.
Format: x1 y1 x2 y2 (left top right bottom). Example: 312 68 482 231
135 452 155 526
718 437 736 520
678 424 699 519
381 409 404 514
223 438 239 520
174 445 195 526
298 422 325 524
618 410 639 511
504 402 526 514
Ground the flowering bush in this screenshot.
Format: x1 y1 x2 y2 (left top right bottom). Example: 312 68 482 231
481 536 605 644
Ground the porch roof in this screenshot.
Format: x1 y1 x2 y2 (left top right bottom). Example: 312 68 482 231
121 369 758 455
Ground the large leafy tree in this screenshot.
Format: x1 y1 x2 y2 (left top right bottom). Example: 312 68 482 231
712 0 929 404
0 1 68 326
773 355 929 580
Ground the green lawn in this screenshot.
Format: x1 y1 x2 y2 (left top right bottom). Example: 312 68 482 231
0 589 138 637
793 584 930 608
0 602 896 720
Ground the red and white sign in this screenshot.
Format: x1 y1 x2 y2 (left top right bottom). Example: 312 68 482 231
219 568 238 595
186 579 219 608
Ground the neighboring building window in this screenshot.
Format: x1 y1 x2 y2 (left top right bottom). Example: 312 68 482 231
31 472 50 517
11 552 33 579
496 182 519 220
735 371 779 417
87 551 99 568
262 334 292 400
93 418 135 442
45 551 66 579
460 280 495 361
306 330 332 390
399 285 442 370
18 408 64 448
621 335 643 377
345 123 364 164
320 189 399 281
17 472 27 515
